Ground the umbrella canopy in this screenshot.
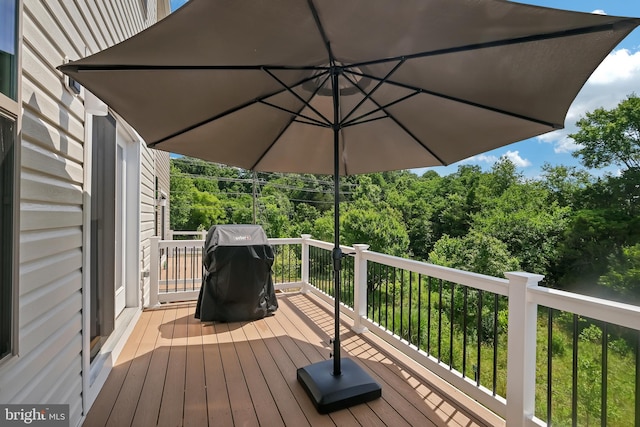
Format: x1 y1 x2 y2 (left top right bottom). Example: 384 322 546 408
60 0 639 176
59 0 639 414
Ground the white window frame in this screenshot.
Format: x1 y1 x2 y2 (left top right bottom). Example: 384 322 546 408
0 0 22 366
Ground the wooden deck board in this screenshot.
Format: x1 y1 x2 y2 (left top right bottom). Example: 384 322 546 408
83 309 153 427
184 312 208 427
157 306 189 427
84 294 501 426
131 307 176 427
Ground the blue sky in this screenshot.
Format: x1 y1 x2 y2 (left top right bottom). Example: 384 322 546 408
169 1 640 178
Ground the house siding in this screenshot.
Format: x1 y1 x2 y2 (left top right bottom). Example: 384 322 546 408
140 144 157 307
156 149 171 238
0 2 171 426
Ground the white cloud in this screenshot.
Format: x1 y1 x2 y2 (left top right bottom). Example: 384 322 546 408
588 48 640 85
461 153 498 165
591 9 606 15
459 151 531 168
552 135 581 154
502 150 532 167
536 47 640 153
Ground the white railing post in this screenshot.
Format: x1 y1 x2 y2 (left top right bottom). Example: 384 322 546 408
505 272 544 427
300 234 311 293
149 236 160 308
168 229 174 240
352 244 370 333
201 230 207 240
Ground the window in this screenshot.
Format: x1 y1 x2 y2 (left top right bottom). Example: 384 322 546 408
0 115 15 360
0 0 18 362
90 114 117 360
0 0 18 100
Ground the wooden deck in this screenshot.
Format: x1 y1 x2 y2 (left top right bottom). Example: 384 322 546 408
84 292 504 427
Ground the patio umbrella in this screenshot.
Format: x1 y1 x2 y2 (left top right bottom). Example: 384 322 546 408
59 0 639 413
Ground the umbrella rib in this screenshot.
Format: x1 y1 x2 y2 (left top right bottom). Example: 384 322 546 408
341 60 405 124
60 63 331 72
337 70 447 164
346 20 638 70
148 69 336 148
341 115 388 127
148 92 291 148
306 0 335 62
342 92 420 127
262 67 332 126
249 73 334 170
348 69 561 129
259 99 330 128
248 113 319 171
292 119 333 128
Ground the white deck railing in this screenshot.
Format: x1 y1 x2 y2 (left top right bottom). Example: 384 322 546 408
149 234 640 427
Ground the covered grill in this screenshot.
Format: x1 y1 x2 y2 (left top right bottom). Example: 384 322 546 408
195 224 277 322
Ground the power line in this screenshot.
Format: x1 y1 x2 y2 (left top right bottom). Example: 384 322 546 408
171 157 358 189
172 171 354 196
170 190 344 206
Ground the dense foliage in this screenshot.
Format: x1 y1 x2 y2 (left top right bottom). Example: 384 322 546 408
170 95 640 305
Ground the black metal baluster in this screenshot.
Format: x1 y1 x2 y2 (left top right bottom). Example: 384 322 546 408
385 265 390 330
427 276 431 355
173 247 178 292
376 263 382 324
572 314 578 427
427 276 432 356
288 244 292 283
476 290 483 386
493 294 498 395
438 279 443 362
547 307 553 426
417 274 422 350
602 321 608 427
324 248 329 294
400 269 404 340
449 282 455 368
408 271 413 345
183 247 187 291
635 330 640 427
463 287 468 379
193 246 198 290
174 247 179 292
281 245 285 285
392 268 397 334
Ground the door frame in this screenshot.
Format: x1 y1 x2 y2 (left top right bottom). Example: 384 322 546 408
116 125 141 311
82 113 141 414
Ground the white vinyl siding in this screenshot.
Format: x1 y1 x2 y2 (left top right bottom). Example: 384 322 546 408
156 151 171 236
140 145 156 306
0 2 169 426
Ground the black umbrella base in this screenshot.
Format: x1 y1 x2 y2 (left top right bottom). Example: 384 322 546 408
297 358 382 413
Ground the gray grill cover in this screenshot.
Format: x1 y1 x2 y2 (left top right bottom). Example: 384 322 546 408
195 224 277 321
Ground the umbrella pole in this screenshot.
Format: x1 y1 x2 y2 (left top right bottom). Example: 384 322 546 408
331 65 342 377
296 66 381 413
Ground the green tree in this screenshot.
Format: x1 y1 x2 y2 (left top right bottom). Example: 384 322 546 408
554 169 640 294
472 183 569 276
428 231 520 277
431 165 482 240
170 163 196 230
540 163 593 208
570 94 640 170
258 192 293 238
342 201 409 256
598 243 640 304
185 190 225 230
223 195 253 224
